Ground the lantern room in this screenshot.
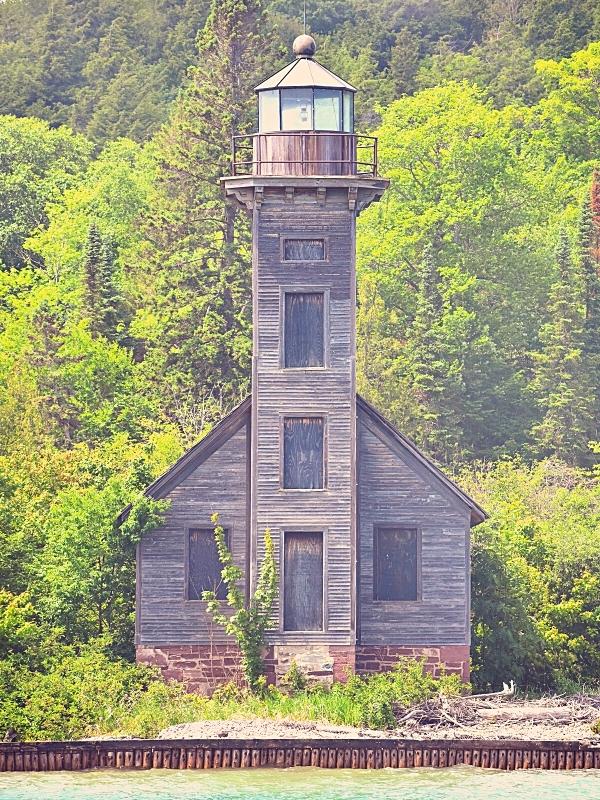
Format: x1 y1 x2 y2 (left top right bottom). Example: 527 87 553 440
256 35 355 133
232 35 376 178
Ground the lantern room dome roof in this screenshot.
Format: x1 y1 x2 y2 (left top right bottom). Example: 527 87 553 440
255 41 356 93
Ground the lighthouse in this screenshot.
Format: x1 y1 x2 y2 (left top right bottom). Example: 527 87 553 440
135 36 485 690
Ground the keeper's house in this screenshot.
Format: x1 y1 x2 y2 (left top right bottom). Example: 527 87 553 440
134 35 486 693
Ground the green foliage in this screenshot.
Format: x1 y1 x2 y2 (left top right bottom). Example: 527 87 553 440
0 638 155 741
108 658 465 738
464 459 600 691
0 115 91 267
203 514 278 692
39 485 167 659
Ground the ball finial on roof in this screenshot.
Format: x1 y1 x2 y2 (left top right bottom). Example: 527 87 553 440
293 34 317 58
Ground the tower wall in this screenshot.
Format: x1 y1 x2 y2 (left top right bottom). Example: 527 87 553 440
250 185 357 645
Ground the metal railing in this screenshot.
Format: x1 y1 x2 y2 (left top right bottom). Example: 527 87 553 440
231 132 378 177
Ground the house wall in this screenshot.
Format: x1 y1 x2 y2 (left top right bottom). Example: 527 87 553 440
357 408 471 648
136 422 249 646
252 186 357 646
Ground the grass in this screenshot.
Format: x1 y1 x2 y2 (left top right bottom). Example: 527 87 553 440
105 659 467 739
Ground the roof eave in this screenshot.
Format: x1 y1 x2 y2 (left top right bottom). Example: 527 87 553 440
357 394 488 527
116 396 251 526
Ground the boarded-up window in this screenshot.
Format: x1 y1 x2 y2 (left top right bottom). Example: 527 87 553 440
283 238 325 261
283 417 324 489
284 531 324 630
188 528 229 601
373 527 418 601
284 292 324 368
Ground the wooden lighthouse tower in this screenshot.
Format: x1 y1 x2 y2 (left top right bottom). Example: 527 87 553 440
222 34 388 656
135 36 485 691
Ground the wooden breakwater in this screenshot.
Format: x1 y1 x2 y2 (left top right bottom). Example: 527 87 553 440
1 738 600 773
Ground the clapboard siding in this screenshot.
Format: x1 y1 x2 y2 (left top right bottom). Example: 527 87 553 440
138 423 249 645
357 409 470 646
253 198 356 644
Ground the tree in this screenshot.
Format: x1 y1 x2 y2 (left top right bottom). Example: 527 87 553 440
136 0 281 439
38 482 167 659
530 232 595 464
82 224 121 340
578 169 600 359
0 115 91 268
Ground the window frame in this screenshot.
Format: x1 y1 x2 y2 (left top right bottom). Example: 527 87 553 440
281 527 328 633
184 523 233 603
257 88 355 133
279 413 328 491
279 285 330 370
372 525 422 604
280 235 329 263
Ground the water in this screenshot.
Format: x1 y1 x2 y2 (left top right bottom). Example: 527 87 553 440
0 767 599 800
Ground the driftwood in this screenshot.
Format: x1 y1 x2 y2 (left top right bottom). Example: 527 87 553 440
470 681 516 700
394 685 600 733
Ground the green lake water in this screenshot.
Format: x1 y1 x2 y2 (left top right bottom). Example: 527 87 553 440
0 767 599 800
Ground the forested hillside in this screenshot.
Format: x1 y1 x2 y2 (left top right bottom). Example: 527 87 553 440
0 0 599 738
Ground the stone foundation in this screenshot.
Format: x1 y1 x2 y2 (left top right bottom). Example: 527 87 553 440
137 643 469 694
136 645 260 694
356 645 470 683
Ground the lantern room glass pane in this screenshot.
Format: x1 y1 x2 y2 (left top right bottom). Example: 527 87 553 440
259 89 280 132
281 88 313 130
343 91 354 132
314 89 342 130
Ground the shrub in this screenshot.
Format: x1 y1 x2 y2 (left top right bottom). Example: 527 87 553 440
334 658 465 729
113 680 209 739
0 640 154 741
202 514 277 692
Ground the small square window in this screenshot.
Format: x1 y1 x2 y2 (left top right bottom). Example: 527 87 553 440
283 417 324 489
283 238 325 261
374 527 418 601
188 528 229 600
284 292 324 368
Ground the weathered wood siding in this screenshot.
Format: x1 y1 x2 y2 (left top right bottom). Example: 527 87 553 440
252 188 356 645
137 422 249 645
253 133 357 176
357 408 470 645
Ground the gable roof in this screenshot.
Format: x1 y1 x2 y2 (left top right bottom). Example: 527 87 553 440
122 393 486 527
357 394 487 526
255 57 356 92
116 396 250 524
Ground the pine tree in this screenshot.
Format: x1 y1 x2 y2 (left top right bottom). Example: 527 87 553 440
410 244 444 403
137 0 281 438
579 169 600 358
82 224 121 340
408 245 462 462
575 170 600 450
530 231 595 464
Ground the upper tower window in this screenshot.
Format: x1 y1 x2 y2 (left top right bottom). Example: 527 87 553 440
281 89 313 130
